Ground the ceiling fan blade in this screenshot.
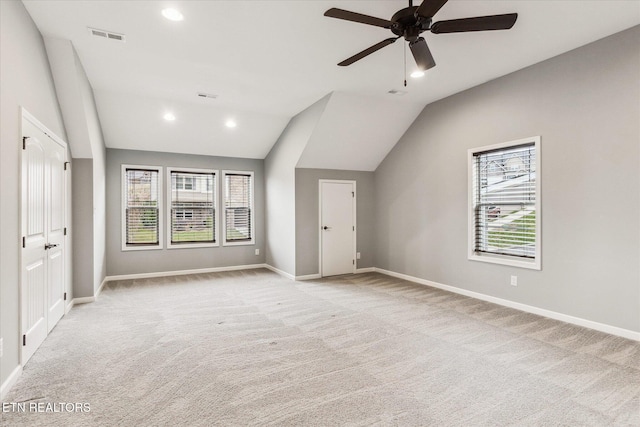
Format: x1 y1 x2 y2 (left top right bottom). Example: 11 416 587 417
324 8 393 29
431 13 518 34
338 37 400 66
415 0 449 19
409 37 436 71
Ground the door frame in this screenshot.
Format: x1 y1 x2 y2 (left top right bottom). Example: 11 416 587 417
20 107 69 366
318 179 356 277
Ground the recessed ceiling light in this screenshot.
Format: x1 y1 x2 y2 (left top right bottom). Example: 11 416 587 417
225 119 237 128
162 8 184 21
163 112 176 121
410 70 425 78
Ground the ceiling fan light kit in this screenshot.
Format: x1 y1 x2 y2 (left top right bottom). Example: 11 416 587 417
325 0 517 72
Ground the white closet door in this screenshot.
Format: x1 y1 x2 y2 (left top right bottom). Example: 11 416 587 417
21 116 67 364
47 137 66 332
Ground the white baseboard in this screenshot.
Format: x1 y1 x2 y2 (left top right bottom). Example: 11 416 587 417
95 277 108 299
285 267 374 281
65 299 75 314
264 264 295 280
72 296 95 305
105 264 268 282
295 274 321 281
1 365 22 400
374 267 640 342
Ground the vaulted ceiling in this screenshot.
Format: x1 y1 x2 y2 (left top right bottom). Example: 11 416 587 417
23 0 640 170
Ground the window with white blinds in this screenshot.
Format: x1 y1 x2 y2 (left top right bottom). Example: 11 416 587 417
469 137 540 269
122 165 162 250
223 171 254 245
168 168 217 247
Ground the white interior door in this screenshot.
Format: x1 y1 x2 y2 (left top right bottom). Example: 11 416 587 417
47 137 66 331
320 180 355 277
21 121 48 364
21 115 67 364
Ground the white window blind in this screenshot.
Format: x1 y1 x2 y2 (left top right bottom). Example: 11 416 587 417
472 143 536 259
170 171 215 244
124 168 160 246
224 172 253 243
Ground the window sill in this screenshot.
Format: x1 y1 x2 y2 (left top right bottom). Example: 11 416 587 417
468 252 541 270
167 242 219 249
122 245 163 252
222 240 255 247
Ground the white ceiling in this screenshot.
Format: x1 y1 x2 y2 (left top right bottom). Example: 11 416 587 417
297 91 424 171
23 0 640 163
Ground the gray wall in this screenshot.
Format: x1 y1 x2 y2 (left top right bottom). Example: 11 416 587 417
295 168 375 276
374 26 640 332
264 95 330 275
106 149 265 276
45 38 107 296
75 50 107 294
72 160 95 298
0 0 68 388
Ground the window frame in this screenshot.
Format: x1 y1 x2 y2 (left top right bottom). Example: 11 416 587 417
467 136 541 270
121 164 163 251
222 170 255 247
166 167 219 249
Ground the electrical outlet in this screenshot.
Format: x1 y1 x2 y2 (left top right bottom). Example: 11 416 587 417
356 252 361 259
510 275 518 286
255 249 260 256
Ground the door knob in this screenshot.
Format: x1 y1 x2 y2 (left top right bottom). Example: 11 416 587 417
44 243 58 250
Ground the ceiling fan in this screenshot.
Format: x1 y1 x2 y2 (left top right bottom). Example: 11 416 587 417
324 0 518 71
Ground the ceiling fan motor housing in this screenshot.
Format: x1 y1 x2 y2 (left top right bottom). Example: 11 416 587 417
391 6 431 41
324 0 518 70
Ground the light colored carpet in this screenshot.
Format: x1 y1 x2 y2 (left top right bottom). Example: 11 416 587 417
2 269 639 426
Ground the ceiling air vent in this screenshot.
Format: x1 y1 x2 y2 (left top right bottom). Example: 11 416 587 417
197 93 218 99
88 27 126 42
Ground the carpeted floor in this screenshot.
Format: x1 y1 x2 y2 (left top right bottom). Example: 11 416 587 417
2 269 639 426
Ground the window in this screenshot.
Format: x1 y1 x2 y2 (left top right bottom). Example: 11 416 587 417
167 168 217 248
175 175 194 190
223 171 254 245
175 210 193 220
122 165 162 250
468 137 540 270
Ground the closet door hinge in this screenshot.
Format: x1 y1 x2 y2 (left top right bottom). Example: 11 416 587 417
22 137 28 150
64 292 67 301
23 335 26 346
64 162 70 171
22 237 25 248
64 227 67 236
